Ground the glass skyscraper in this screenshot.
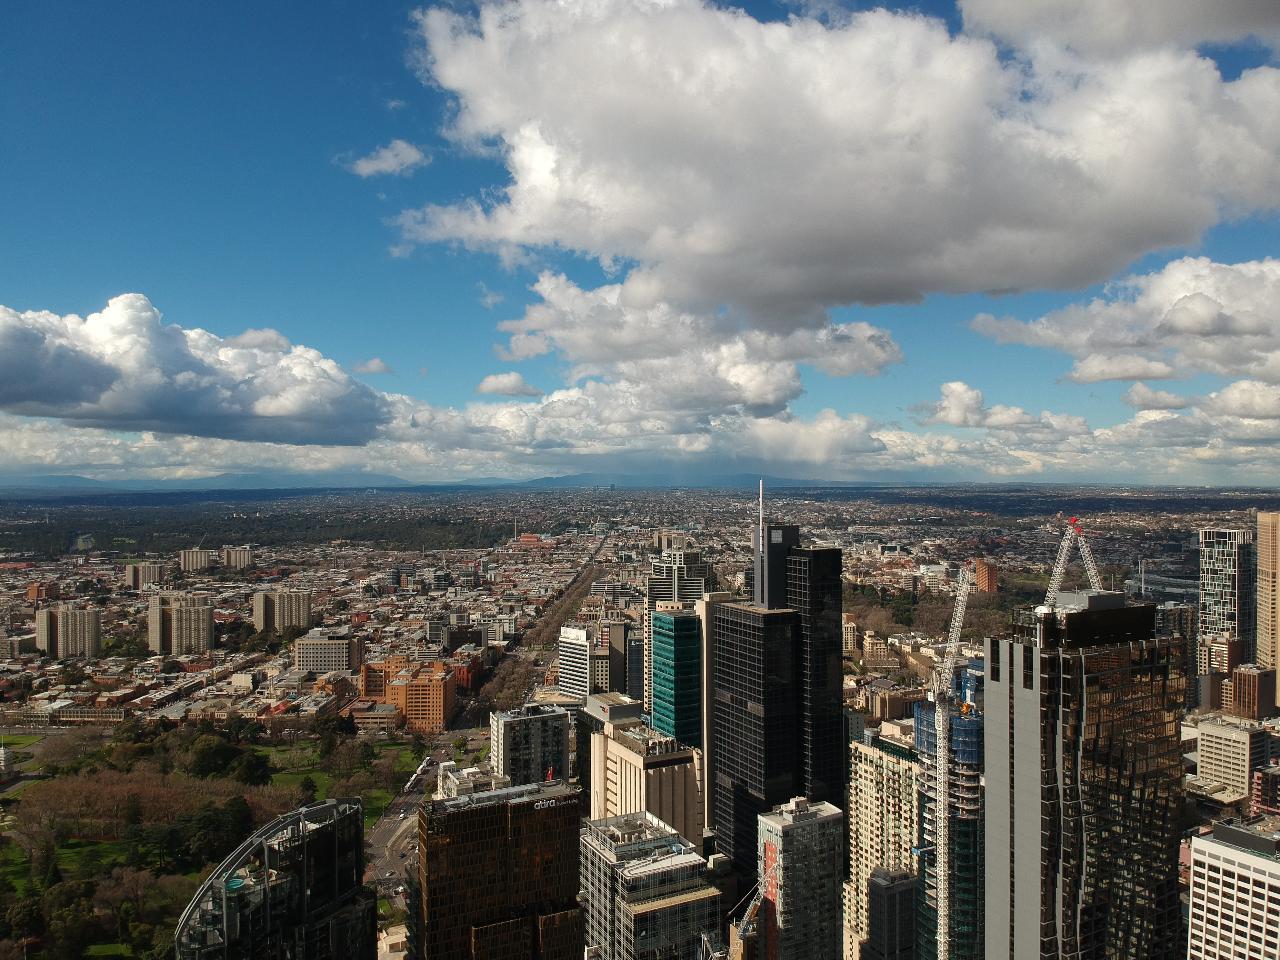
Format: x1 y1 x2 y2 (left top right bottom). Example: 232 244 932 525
710 524 844 876
984 591 1186 960
650 608 702 747
174 799 376 960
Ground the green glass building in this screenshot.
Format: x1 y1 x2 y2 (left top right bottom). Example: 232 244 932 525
650 609 702 747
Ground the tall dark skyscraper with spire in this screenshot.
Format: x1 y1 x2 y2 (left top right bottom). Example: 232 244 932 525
710 484 844 873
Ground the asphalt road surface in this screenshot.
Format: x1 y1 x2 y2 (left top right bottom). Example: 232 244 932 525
366 753 437 905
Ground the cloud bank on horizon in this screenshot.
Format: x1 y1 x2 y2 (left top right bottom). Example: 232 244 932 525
6 0 1280 484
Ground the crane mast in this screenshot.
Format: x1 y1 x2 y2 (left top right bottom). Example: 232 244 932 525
932 563 972 960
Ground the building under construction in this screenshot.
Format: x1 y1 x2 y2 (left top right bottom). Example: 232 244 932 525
914 688 983 960
173 798 376 960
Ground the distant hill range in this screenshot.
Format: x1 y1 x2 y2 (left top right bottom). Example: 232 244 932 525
3 470 1275 502
509 472 879 489
0 470 415 496
0 470 879 496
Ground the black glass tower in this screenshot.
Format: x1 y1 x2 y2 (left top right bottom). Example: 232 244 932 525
711 523 844 875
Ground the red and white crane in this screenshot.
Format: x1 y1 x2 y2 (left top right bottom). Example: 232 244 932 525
1045 515 1103 607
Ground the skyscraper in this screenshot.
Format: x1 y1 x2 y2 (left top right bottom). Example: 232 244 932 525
34 605 102 659
863 868 917 960
419 781 582 960
785 542 845 808
756 797 844 960
1199 527 1256 661
253 589 313 635
1258 511 1279 677
558 626 592 698
597 619 631 694
984 591 1185 960
972 559 997 594
174 798 377 960
650 607 702 747
845 722 919 960
580 811 720 960
219 545 252 569
711 601 800 874
589 719 704 847
711 519 843 876
123 561 167 590
696 590 734 835
644 549 712 711
579 694 645 809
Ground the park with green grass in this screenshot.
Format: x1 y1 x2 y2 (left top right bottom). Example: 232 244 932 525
0 717 426 959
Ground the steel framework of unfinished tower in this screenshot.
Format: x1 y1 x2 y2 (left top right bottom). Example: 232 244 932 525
927 564 972 960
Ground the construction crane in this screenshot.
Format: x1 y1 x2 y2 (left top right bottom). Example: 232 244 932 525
728 854 782 957
930 562 972 960
1044 516 1102 607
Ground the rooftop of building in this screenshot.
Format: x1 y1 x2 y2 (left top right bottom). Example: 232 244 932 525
1203 816 1280 861
589 691 638 708
718 600 797 616
613 723 693 758
584 811 686 854
759 796 842 829
494 702 568 720
620 849 706 882
1194 713 1268 732
1043 589 1128 613
529 685 585 708
431 778 577 813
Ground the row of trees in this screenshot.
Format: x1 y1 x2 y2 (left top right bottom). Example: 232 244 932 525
522 563 604 647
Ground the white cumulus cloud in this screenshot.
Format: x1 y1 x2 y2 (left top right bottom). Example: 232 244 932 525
476 372 542 396
0 295 389 444
972 257 1280 382
496 274 902 419
402 0 1280 322
354 358 394 374
349 139 429 177
1066 355 1176 383
922 380 1086 435
960 0 1280 56
1122 383 1190 410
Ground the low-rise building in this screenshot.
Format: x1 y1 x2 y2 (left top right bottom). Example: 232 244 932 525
293 629 364 673
1197 714 1272 799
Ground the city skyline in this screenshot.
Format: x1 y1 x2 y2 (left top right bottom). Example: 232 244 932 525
2 1 1279 486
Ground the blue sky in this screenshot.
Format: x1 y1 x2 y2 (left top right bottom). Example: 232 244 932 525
1 0 1278 483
